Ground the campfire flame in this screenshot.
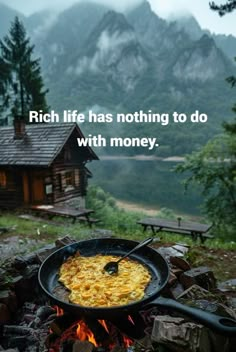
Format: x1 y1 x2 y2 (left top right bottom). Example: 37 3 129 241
76 320 98 346
50 306 134 351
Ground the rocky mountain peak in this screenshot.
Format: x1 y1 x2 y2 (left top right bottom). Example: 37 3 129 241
173 33 230 82
95 10 133 36
171 14 203 40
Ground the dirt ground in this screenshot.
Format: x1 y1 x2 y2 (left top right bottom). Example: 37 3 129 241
186 246 236 282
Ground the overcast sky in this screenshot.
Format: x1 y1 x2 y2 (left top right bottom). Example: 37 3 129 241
1 0 236 36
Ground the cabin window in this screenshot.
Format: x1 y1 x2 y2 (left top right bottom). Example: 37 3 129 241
0 171 7 188
44 176 53 195
45 184 53 195
56 174 63 192
64 171 75 192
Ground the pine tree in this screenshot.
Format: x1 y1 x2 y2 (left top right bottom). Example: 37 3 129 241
210 0 236 16
210 0 236 133
0 16 48 124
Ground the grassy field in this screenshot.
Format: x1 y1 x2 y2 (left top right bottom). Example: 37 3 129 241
1 208 235 282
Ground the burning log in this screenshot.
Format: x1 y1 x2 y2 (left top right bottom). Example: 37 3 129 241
45 332 60 349
50 313 80 336
0 290 17 313
0 303 11 324
3 325 35 336
5 335 38 351
22 302 38 313
83 318 110 345
36 305 55 321
72 341 94 352
110 347 127 352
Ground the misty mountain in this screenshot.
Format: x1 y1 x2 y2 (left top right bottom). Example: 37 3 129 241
0 0 235 156
173 14 236 63
212 34 236 63
68 10 150 92
172 15 204 41
172 34 230 82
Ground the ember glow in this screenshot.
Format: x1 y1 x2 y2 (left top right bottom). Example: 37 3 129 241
49 306 134 351
53 305 64 316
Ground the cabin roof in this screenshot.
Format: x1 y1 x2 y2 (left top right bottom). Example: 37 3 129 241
0 123 98 166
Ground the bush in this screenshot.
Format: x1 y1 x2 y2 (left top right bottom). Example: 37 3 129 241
86 185 143 234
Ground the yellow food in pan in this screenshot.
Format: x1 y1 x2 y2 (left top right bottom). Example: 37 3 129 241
59 253 151 307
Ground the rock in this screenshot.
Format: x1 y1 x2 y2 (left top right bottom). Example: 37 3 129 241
170 283 185 299
171 267 184 278
228 297 236 310
168 272 178 287
0 268 7 283
170 256 191 271
9 275 24 289
218 279 236 294
35 245 56 263
157 246 185 259
14 265 40 304
180 267 217 290
14 254 37 271
172 244 189 256
151 315 211 352
55 236 77 248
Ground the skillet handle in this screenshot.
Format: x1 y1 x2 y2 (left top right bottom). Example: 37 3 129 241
145 297 236 336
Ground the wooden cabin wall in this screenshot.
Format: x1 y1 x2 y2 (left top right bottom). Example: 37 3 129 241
52 167 84 203
0 168 23 208
51 135 90 203
52 160 86 203
29 169 54 205
0 167 54 208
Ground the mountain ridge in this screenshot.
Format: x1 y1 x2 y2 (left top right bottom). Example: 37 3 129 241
0 0 235 156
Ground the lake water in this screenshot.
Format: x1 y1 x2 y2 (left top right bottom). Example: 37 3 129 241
89 158 203 216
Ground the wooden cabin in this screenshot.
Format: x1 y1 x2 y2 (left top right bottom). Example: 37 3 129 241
0 119 98 208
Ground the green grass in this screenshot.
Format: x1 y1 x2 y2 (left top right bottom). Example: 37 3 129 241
1 210 235 250
0 212 93 241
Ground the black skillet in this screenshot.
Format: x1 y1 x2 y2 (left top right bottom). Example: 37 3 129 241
38 238 236 336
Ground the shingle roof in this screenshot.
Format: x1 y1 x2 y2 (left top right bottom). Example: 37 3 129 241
0 123 98 166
